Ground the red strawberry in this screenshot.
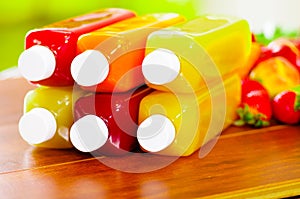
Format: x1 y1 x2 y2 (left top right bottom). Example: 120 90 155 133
272 87 300 124
234 78 272 128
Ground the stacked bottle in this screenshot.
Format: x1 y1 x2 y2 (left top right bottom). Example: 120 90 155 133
137 16 252 156
17 8 253 158
18 8 136 148
68 13 185 155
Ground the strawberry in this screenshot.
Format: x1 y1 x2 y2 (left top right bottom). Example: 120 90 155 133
272 86 300 125
234 78 272 128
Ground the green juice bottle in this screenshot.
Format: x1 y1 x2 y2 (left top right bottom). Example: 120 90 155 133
142 15 252 93
18 86 83 149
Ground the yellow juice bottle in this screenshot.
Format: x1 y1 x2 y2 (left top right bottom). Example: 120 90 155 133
142 15 251 93
137 75 241 156
18 86 83 148
71 13 185 93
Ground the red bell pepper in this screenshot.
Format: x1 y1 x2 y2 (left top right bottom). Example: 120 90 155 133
268 38 300 69
254 38 300 73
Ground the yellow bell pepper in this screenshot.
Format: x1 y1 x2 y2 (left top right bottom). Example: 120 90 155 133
250 56 300 98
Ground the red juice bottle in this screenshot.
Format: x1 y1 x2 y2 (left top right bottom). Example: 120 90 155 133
18 8 135 86
70 86 152 156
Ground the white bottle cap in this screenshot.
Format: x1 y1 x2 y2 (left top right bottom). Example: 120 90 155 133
18 45 56 81
142 48 181 85
70 115 109 153
18 108 57 144
71 50 109 87
137 114 175 152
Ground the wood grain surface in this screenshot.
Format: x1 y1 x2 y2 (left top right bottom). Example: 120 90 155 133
0 78 299 199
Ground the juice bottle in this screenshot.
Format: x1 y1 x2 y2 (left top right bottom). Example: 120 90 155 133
137 75 241 156
18 8 135 86
18 86 83 148
142 15 251 93
70 87 152 156
71 13 185 93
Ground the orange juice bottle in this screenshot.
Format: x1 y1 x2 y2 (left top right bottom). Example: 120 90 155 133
142 15 251 93
137 75 241 156
18 86 83 148
71 13 185 93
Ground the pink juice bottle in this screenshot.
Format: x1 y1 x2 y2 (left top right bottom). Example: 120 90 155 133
70 87 152 156
18 8 135 86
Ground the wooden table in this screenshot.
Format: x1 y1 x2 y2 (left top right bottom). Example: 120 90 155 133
0 77 299 199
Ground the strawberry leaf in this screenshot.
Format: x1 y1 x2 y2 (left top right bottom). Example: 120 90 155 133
295 92 300 111
234 104 270 128
233 119 245 126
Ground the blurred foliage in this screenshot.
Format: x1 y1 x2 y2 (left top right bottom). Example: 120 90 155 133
0 0 199 71
255 26 300 45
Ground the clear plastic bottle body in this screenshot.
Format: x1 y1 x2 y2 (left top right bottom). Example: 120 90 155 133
138 75 241 156
142 16 251 93
19 87 82 148
18 8 135 86
71 87 153 156
71 13 185 92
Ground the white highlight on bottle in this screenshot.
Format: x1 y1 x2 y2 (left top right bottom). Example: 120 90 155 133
18 108 57 144
71 50 109 87
137 114 175 152
142 48 181 85
18 45 56 81
70 115 109 153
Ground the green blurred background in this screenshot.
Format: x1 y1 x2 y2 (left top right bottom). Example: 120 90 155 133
2 0 299 72
0 0 200 72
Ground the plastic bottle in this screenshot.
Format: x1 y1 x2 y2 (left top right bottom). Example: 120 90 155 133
18 86 83 148
70 87 153 156
137 75 241 156
18 8 135 86
142 15 251 93
71 13 185 93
